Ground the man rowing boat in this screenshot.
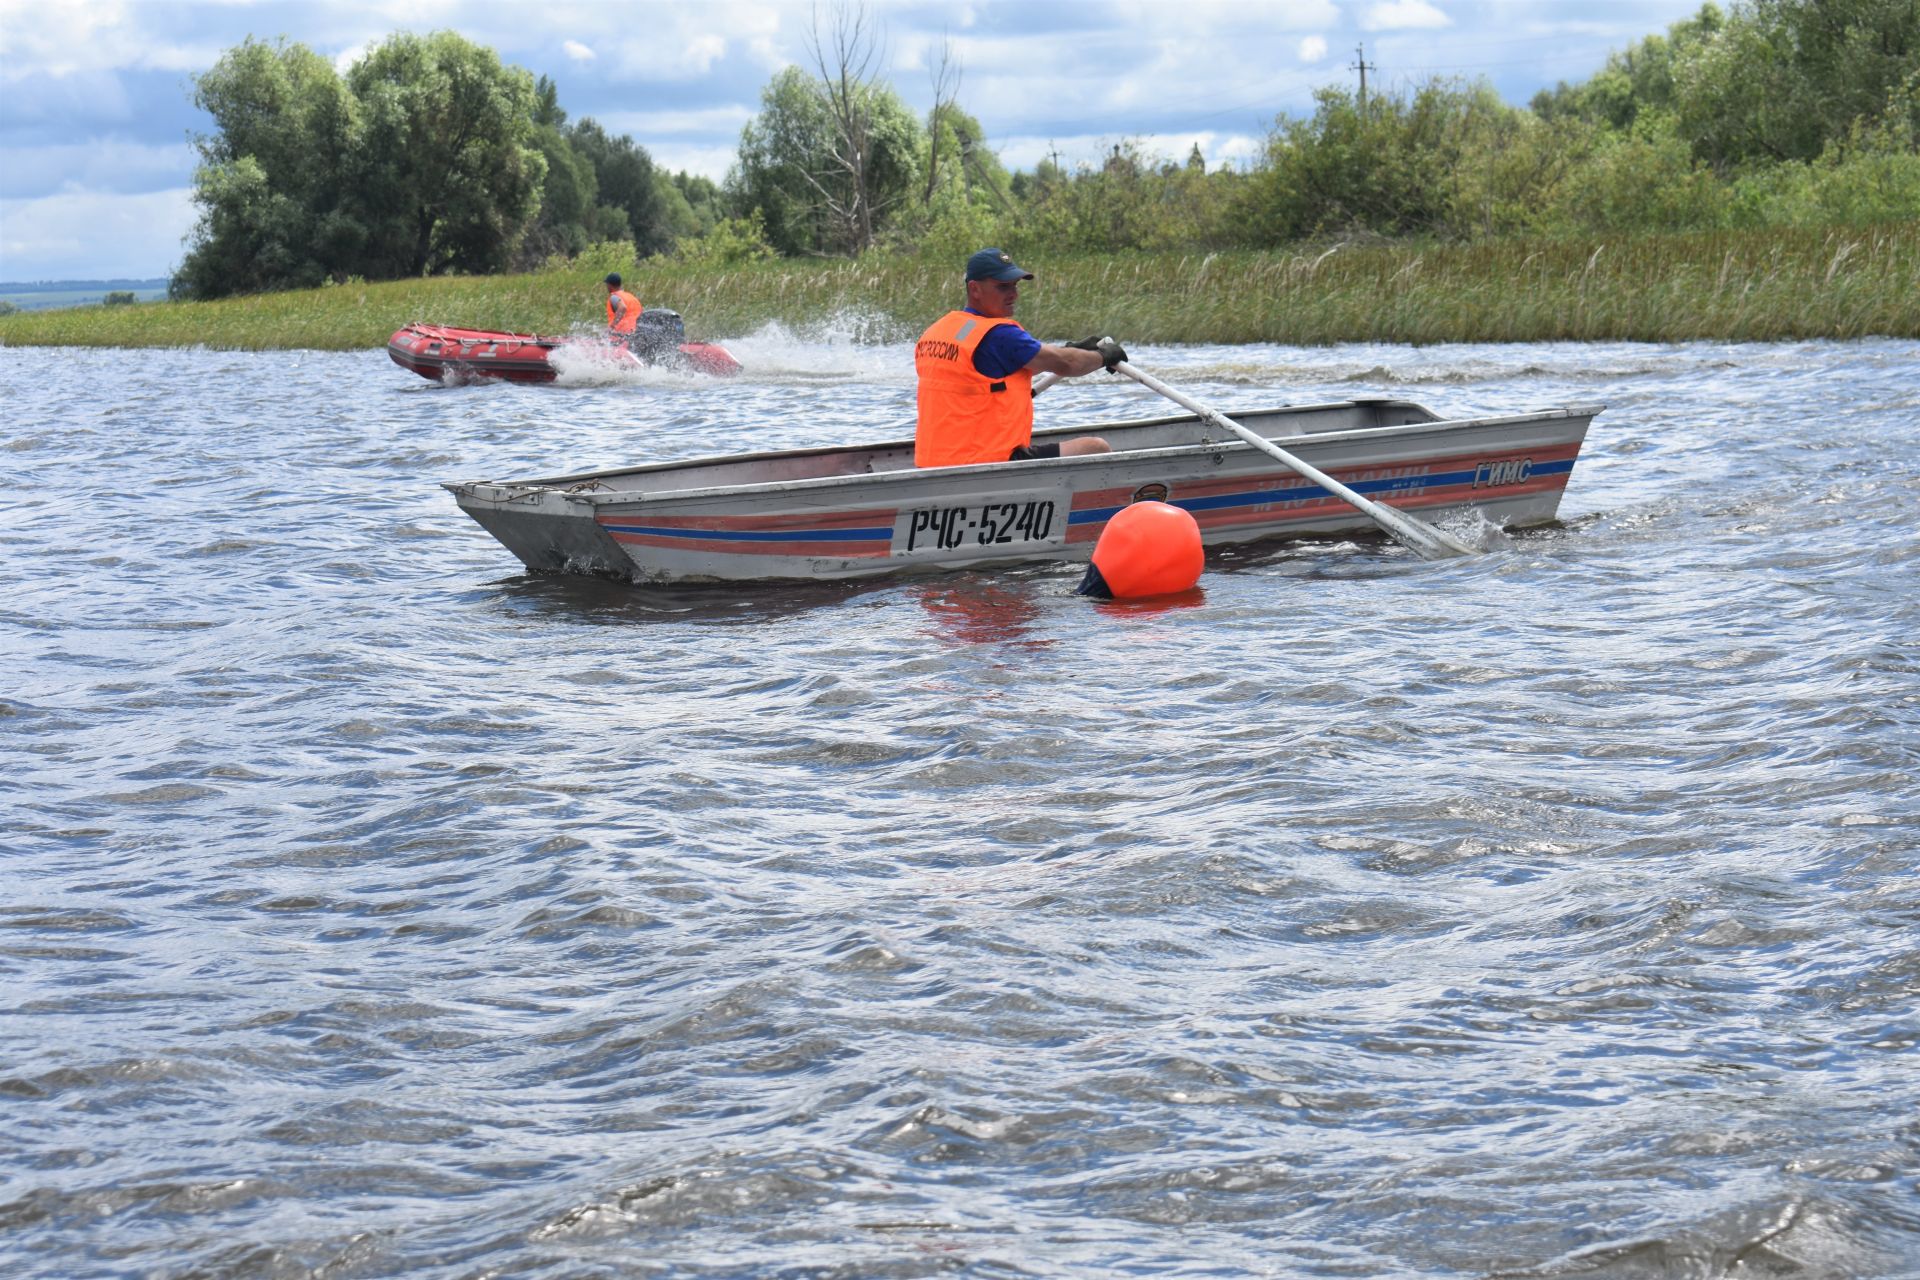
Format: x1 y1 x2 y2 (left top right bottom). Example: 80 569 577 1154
914 248 1126 468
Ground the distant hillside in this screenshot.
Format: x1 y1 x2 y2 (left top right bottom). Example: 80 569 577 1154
0 279 172 311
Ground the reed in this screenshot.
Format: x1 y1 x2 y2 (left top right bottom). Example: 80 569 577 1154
4 224 1915 351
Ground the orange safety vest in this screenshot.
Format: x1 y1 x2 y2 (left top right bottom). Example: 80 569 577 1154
914 311 1035 468
606 289 641 334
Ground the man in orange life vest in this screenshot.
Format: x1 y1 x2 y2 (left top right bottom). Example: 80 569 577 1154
914 249 1127 468
603 272 641 347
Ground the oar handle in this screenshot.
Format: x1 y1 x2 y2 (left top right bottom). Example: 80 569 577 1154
1115 361 1477 560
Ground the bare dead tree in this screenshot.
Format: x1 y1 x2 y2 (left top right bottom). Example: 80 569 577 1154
804 1 888 255
923 35 961 205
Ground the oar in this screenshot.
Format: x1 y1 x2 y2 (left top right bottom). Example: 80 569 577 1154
1114 360 1478 560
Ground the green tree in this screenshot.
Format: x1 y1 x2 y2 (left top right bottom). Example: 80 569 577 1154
1009 152 1068 205
172 31 700 293
894 100 1015 256
932 104 1014 208
729 11 925 258
1531 4 1726 130
346 31 547 278
1534 1 1919 168
173 38 364 298
1544 112 1730 231
1241 82 1469 243
663 171 725 239
1447 96 1598 236
521 91 601 263
1723 73 1920 226
568 118 671 255
1672 0 1920 167
673 211 779 265
732 67 836 255
518 76 616 264
1016 139 1241 253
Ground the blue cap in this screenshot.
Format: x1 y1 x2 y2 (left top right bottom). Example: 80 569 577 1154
965 248 1033 283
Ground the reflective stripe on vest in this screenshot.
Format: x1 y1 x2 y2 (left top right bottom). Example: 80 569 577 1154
607 289 641 334
913 311 1035 468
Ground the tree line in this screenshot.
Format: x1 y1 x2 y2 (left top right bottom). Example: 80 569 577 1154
174 0 1917 301
171 32 724 299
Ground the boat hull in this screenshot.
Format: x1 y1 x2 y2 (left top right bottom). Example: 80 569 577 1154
387 322 740 383
445 398 1600 585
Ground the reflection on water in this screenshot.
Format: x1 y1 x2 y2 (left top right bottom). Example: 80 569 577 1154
913 578 1052 649
485 569 893 625
1089 586 1209 618
2 337 1918 1278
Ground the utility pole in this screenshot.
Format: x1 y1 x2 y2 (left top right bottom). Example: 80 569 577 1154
1351 43 1376 111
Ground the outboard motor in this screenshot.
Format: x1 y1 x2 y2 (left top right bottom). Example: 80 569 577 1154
630 308 686 361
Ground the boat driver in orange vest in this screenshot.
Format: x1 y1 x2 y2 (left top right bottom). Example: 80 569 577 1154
604 272 642 346
914 249 1126 468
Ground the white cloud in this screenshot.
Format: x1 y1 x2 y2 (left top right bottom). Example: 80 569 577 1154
1210 134 1264 168
4 140 197 200
603 33 736 80
0 186 197 279
563 39 595 62
1362 1 1452 31
0 0 227 74
596 5 778 81
1110 0 1338 29
684 35 726 74
1298 35 1328 62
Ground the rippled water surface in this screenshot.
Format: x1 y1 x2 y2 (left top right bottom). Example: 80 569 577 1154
4 332 1918 1278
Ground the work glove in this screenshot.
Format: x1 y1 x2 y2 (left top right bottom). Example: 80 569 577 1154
1066 335 1129 371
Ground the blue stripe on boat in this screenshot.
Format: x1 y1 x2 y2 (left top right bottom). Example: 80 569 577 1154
1069 458 1575 525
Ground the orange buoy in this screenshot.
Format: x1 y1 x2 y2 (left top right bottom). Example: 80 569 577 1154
1076 500 1204 599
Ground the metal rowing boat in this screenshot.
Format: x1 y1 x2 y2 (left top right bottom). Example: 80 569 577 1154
443 396 1601 584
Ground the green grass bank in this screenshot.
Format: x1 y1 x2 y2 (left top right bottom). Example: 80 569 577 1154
4 224 1915 352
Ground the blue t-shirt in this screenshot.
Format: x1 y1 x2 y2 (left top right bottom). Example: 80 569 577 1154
965 308 1042 379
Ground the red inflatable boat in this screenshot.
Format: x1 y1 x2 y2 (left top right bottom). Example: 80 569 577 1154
387 316 741 383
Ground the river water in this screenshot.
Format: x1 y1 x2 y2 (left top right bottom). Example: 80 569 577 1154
3 331 1917 1278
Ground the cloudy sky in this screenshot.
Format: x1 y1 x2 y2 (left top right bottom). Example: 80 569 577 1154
1 0 1710 282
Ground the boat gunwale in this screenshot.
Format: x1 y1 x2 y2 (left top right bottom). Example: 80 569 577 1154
442 399 1606 509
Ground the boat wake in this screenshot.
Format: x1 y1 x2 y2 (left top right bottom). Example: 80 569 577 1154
546 341 683 387
1185 350 1735 387
709 314 912 386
